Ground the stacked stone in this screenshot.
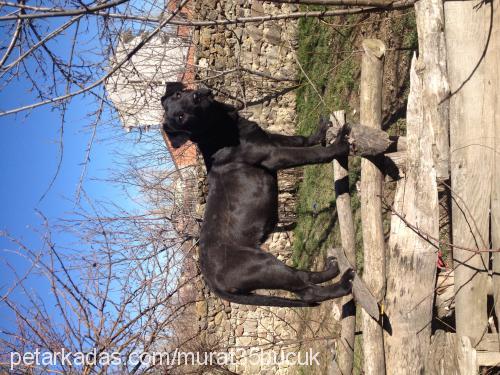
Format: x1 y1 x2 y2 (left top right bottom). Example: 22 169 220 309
187 1 305 374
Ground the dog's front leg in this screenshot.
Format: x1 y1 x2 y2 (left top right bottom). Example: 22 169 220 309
267 133 315 147
259 123 347 170
267 116 331 147
261 143 348 170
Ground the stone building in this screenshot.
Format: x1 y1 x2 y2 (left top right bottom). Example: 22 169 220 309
106 30 190 132
105 0 199 232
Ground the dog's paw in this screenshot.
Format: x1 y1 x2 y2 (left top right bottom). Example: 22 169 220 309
340 268 356 291
329 123 351 156
309 116 331 145
326 256 339 270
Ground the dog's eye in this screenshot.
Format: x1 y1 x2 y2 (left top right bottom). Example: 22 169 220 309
176 92 181 98
193 93 198 102
178 113 184 121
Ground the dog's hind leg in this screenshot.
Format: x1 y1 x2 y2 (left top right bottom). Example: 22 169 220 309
219 249 352 304
305 256 340 284
293 269 355 303
265 262 354 303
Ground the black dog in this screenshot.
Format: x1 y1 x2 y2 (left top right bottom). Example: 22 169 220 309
161 82 354 307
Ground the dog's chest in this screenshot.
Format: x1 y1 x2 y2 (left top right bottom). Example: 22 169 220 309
203 165 279 244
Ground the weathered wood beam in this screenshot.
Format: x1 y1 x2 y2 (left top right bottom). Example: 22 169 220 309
415 0 450 179
445 0 497 346
327 118 408 178
490 0 500 357
425 331 500 372
476 351 500 368
266 0 413 7
476 333 500 352
457 336 478 374
435 269 454 319
425 331 460 374
329 247 380 321
359 38 387 375
383 54 439 374
382 151 406 177
327 117 407 156
329 110 357 375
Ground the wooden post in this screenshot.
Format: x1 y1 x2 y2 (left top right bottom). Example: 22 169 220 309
384 54 439 374
444 0 498 346
488 0 500 348
331 110 356 375
414 0 450 180
381 0 447 370
457 336 477 374
359 38 386 375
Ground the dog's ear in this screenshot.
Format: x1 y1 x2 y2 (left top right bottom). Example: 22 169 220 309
220 102 239 121
165 131 189 148
161 82 186 105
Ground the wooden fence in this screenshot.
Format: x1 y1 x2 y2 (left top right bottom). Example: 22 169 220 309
327 22 499 373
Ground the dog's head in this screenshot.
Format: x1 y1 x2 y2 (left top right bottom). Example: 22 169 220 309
161 82 214 148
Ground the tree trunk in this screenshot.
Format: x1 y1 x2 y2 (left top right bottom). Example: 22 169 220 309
444 0 498 346
383 0 449 371
414 0 450 180
384 54 439 374
359 38 386 375
331 110 357 375
486 0 500 346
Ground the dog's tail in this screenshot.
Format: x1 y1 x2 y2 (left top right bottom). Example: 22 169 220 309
214 290 319 308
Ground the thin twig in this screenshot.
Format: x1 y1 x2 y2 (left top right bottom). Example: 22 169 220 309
383 200 499 253
0 0 128 21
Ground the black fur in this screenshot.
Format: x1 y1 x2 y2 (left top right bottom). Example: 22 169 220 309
161 83 354 307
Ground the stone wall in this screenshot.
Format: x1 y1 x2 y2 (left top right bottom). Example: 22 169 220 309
181 2 323 374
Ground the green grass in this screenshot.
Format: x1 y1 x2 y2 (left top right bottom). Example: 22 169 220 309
291 10 417 271
292 14 361 270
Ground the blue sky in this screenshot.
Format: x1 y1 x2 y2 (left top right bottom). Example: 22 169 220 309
0 79 138 317
0 12 169 330
0 5 183 360
0 95 131 240
0 13 127 246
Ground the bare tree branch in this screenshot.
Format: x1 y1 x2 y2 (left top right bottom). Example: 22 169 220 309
0 8 22 67
267 0 409 7
0 0 189 117
0 0 129 21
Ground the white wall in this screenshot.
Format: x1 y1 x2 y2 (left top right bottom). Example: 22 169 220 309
106 32 189 131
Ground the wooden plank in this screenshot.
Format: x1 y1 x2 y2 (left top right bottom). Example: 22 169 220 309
383 151 406 177
424 332 500 372
383 54 439 374
476 333 500 352
359 38 387 375
329 110 356 375
445 0 497 346
488 0 500 353
331 247 380 321
476 351 500 367
457 335 477 374
327 118 406 156
327 118 408 177
426 332 500 372
435 269 455 319
414 0 450 179
425 331 459 375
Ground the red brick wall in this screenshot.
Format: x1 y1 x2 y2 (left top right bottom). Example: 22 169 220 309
164 0 198 168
